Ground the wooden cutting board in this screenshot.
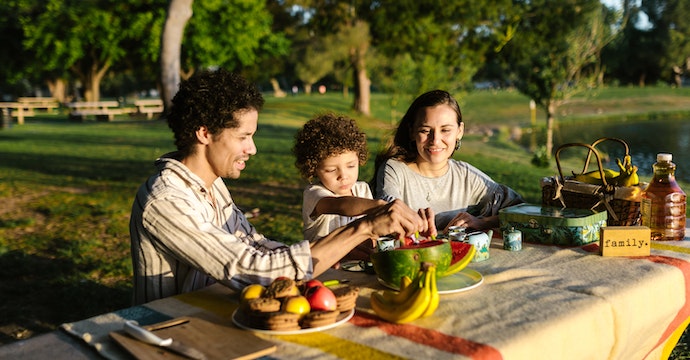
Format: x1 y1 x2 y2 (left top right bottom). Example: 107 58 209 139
110 315 276 360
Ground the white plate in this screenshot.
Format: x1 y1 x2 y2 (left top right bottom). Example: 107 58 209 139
378 268 484 295
232 308 355 335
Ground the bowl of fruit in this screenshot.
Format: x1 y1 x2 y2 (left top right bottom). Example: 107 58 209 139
369 237 475 289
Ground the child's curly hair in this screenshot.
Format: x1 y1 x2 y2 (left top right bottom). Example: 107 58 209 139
293 113 368 183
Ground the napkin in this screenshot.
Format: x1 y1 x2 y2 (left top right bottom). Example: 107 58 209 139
60 305 171 360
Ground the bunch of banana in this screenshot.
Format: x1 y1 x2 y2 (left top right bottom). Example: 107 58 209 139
572 154 639 187
370 262 439 323
573 168 619 185
612 154 640 187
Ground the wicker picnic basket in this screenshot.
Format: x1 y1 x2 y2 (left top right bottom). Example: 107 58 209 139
541 137 644 226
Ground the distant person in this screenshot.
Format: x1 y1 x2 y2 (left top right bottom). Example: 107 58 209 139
293 113 429 261
373 89 524 232
129 69 426 304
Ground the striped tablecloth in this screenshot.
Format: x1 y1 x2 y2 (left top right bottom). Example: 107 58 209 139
61 230 690 360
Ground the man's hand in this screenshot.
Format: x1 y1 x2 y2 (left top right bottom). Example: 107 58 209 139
364 199 425 240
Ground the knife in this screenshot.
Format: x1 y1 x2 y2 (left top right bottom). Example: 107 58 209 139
123 320 207 360
323 279 350 287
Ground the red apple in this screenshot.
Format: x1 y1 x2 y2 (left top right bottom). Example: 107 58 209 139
302 279 323 292
304 285 337 311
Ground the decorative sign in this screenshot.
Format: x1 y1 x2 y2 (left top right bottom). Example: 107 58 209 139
600 226 651 257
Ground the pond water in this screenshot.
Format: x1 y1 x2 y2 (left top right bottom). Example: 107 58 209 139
545 118 690 183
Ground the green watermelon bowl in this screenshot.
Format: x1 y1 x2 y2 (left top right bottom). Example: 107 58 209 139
370 240 475 289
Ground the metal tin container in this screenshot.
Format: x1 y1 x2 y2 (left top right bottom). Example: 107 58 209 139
503 227 522 251
376 236 398 252
499 203 607 246
447 226 467 242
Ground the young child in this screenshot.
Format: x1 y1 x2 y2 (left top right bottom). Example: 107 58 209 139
293 113 387 259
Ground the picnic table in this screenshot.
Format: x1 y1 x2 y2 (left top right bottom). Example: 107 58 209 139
0 97 60 124
67 101 132 121
2 229 690 359
133 99 164 119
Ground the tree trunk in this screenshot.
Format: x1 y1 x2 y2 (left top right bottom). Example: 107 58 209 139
161 0 193 109
351 44 370 116
270 78 287 98
673 66 682 87
83 62 109 102
545 101 556 158
47 78 67 103
304 83 313 95
353 67 370 115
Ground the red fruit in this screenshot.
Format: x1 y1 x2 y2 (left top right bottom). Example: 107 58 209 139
398 240 445 250
449 242 474 265
440 242 476 277
304 285 337 311
303 279 323 290
403 236 414 247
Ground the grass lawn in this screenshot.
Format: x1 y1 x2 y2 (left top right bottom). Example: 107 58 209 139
0 86 689 357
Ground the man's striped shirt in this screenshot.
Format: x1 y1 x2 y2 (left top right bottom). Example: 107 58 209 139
129 154 312 305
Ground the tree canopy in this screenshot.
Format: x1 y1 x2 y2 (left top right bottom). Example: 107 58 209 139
2 0 690 156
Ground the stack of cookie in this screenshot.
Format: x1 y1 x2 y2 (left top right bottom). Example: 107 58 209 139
332 285 359 313
237 278 360 331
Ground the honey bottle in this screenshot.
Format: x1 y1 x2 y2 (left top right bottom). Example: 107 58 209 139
641 153 686 241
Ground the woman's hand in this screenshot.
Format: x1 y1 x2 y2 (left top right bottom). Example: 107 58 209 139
444 213 499 233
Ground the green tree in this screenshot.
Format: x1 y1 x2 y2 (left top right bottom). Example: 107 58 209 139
161 0 289 106
363 0 511 104
181 0 288 78
0 1 35 97
294 37 335 94
287 0 374 115
500 0 607 157
20 0 162 101
640 0 690 86
602 2 656 85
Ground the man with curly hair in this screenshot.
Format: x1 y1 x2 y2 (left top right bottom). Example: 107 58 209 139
129 69 427 304
293 114 389 260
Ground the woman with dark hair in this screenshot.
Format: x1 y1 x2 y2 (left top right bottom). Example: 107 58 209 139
373 90 524 233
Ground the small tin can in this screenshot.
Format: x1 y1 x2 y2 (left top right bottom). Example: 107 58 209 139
377 236 398 252
447 226 467 242
503 227 522 251
466 231 491 262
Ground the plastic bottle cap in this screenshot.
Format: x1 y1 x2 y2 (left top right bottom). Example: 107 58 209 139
657 153 672 162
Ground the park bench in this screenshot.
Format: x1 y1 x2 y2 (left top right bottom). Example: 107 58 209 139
0 97 60 124
67 101 131 121
18 97 60 112
134 99 164 119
